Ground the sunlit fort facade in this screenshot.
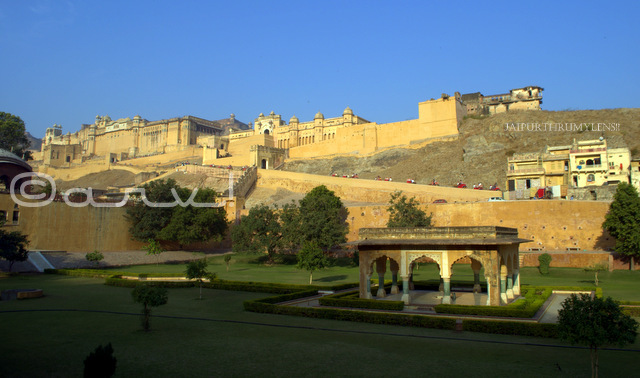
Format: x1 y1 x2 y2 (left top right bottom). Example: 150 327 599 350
39 86 543 167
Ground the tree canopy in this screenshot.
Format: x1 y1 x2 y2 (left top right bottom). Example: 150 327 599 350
296 185 348 252
126 179 228 247
0 219 29 271
602 182 640 269
387 191 432 227
232 186 347 262
231 204 284 262
558 294 637 377
0 112 32 160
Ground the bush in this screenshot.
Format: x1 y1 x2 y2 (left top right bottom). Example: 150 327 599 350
463 319 558 338
538 253 552 275
244 295 455 330
85 251 104 266
622 306 640 317
83 343 116 378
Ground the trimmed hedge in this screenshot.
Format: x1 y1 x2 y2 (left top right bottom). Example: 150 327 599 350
463 319 558 338
435 286 553 318
319 290 404 311
46 269 183 279
103 275 358 295
621 306 640 317
244 295 456 330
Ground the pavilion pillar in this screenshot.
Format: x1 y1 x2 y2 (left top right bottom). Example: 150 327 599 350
500 265 508 304
376 258 386 298
506 268 514 300
441 276 451 304
365 272 372 299
390 259 399 295
513 269 521 296
401 275 410 304
471 259 482 293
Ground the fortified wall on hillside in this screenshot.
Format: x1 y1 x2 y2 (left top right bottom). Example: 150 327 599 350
37 86 542 169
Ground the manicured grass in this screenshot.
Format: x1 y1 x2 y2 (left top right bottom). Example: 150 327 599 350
110 254 362 286
109 257 640 301
1 274 639 377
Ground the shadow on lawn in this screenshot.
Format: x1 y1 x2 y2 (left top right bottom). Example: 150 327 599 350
315 275 348 282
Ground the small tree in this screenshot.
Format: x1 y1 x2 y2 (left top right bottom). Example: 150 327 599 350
185 259 214 300
83 343 117 378
223 254 232 272
131 284 168 331
584 263 608 286
387 191 432 227
558 294 638 378
296 241 328 284
538 253 552 275
0 220 29 271
602 183 640 270
143 239 164 265
85 250 104 267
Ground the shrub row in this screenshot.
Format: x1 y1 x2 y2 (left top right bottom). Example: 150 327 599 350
462 319 558 338
244 295 455 330
621 306 640 317
45 269 183 278
318 290 404 311
103 275 357 295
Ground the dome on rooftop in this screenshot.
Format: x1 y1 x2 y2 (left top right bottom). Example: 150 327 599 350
314 111 324 120
343 106 353 115
290 115 299 123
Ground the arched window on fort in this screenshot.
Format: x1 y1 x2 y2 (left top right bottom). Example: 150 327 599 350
587 174 595 182
586 159 594 166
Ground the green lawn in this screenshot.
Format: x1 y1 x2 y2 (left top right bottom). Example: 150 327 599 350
111 256 640 301
1 274 639 377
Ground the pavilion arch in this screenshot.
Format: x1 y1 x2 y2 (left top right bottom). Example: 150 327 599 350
355 227 529 306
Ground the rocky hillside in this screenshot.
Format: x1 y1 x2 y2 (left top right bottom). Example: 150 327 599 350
282 108 640 188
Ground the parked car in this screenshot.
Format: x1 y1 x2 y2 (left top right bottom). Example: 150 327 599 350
488 197 505 202
433 199 447 204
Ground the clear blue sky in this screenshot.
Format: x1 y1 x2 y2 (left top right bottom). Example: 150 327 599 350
1 1 638 138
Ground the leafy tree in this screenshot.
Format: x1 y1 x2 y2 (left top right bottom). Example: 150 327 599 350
558 294 638 377
603 183 640 269
296 241 328 284
231 204 283 263
157 188 228 247
0 112 32 160
143 239 165 265
185 259 215 300
83 343 117 378
296 185 348 252
223 254 232 271
126 179 180 241
85 250 104 267
387 191 431 227
131 284 168 331
126 180 228 248
0 220 29 271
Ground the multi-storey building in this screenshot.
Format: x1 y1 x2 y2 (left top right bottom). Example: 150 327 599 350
41 114 225 166
506 139 631 198
462 86 543 115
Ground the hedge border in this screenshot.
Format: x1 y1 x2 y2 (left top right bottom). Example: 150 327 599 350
318 290 404 311
244 294 456 330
